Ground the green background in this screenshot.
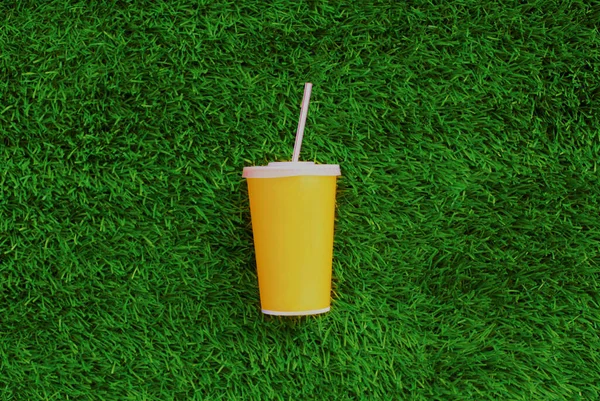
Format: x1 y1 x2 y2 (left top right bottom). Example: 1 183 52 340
1 1 599 399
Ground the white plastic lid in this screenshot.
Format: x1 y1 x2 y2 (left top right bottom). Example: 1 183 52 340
242 162 341 178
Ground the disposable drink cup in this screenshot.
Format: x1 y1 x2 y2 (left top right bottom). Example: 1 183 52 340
243 162 341 316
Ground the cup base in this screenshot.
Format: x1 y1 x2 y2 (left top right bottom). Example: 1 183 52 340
261 307 330 316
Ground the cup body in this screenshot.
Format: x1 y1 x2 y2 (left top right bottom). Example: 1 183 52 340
244 164 339 315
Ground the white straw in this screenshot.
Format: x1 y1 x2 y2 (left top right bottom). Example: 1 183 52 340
292 83 313 162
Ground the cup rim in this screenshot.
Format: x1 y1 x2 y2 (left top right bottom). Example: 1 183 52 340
243 162 341 178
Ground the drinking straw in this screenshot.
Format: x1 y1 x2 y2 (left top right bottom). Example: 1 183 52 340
292 83 313 162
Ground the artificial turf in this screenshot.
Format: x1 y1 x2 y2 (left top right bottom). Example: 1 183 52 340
1 0 600 399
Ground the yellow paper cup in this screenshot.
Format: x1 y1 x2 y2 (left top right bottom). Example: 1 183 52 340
243 162 341 316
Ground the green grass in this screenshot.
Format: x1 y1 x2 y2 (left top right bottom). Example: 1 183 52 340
1 0 600 399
